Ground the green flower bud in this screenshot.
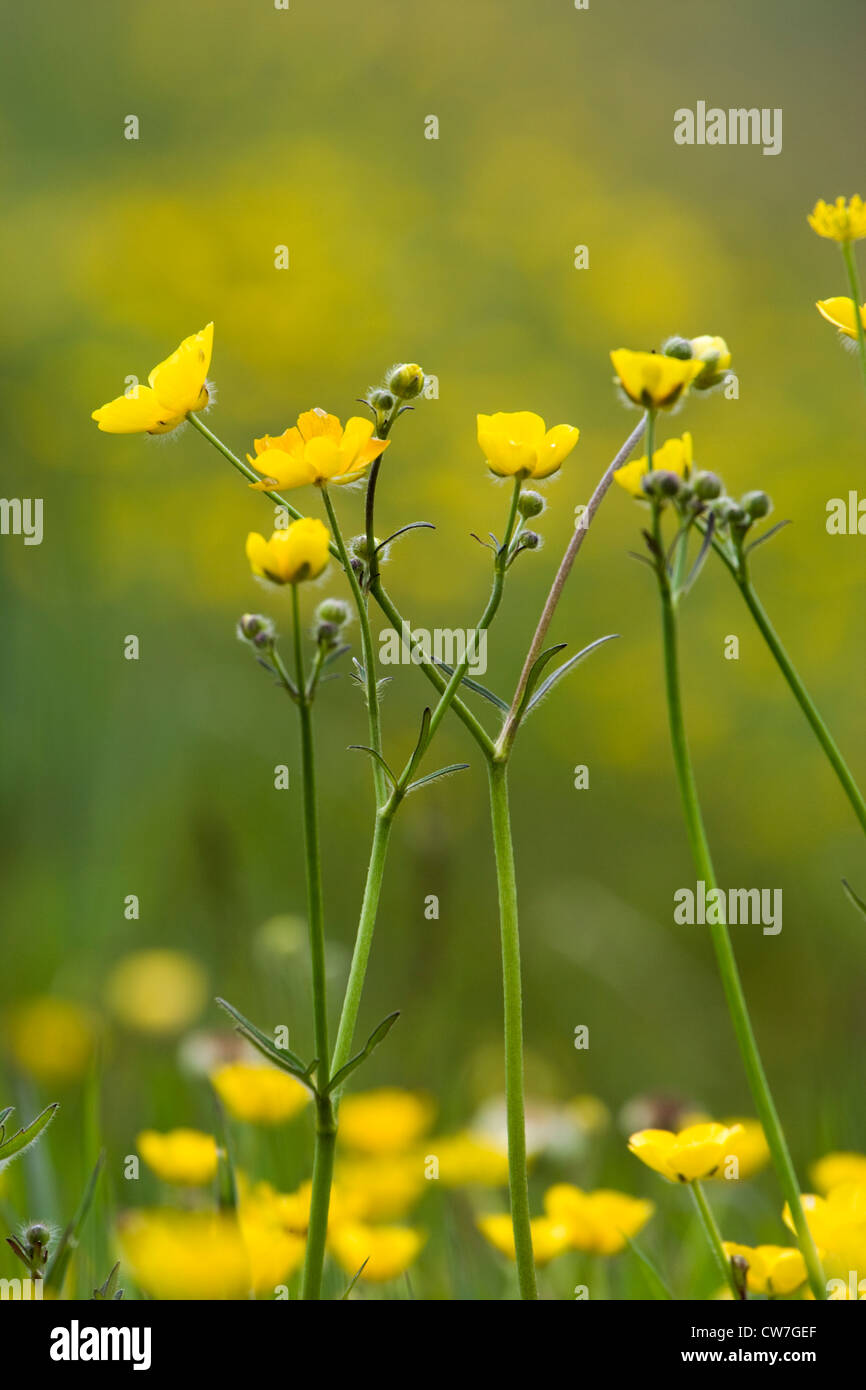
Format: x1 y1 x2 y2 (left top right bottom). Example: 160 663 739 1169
692 470 723 501
741 490 772 520
367 388 395 413
641 469 682 499
662 336 694 361
25 1223 50 1249
519 530 541 550
238 613 275 645
517 490 546 519
314 598 352 628
386 363 426 400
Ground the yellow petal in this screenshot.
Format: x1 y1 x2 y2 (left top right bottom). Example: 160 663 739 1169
816 297 866 339
248 447 318 491
148 323 213 415
92 386 180 435
534 424 580 478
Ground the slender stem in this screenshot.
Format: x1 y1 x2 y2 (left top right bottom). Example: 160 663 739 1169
656 573 826 1300
302 1094 336 1301
644 407 656 477
487 759 536 1300
330 810 394 1082
691 1181 738 1299
736 574 866 837
841 240 866 400
497 416 646 756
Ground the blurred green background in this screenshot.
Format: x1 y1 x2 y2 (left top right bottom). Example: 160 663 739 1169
1 0 865 1297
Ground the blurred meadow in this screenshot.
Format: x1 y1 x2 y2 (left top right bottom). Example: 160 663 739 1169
1 0 865 1298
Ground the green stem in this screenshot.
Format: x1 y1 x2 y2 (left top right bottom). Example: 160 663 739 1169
487 759 536 1300
302 1094 336 1301
330 810 394 1082
644 407 656 474
657 575 826 1301
691 1181 738 1299
841 240 866 400
736 573 866 838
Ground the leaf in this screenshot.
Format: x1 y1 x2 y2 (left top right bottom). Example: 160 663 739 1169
524 636 618 714
511 642 567 724
347 745 397 788
402 707 432 784
375 522 435 555
341 1258 370 1299
215 998 318 1093
324 1011 400 1095
322 643 351 668
842 878 866 920
681 510 716 595
433 662 509 711
744 519 791 555
93 1262 124 1301
623 1233 675 1300
0 1102 58 1169
0 1106 13 1141
405 763 470 795
46 1150 106 1292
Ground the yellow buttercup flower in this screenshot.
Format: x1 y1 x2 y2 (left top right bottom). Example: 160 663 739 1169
610 349 704 409
722 1242 807 1297
8 997 97 1083
92 324 213 434
106 950 207 1034
816 297 866 340
118 1209 251 1300
338 1088 435 1155
679 1114 770 1180
628 1123 746 1183
808 196 866 243
811 1151 866 1194
211 1062 310 1126
335 1155 425 1221
783 1181 866 1278
614 432 693 498
544 1184 654 1256
690 335 732 386
476 411 579 480
248 409 388 490
246 518 330 586
328 1222 425 1284
137 1129 219 1186
477 1213 569 1266
429 1132 510 1187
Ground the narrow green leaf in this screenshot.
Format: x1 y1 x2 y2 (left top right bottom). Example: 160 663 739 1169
744 519 791 556
0 1102 59 1168
405 763 470 795
93 1262 124 1301
403 707 432 783
433 662 509 711
624 1233 675 1300
215 998 318 1092
325 1011 400 1095
525 636 618 714
375 521 435 555
515 643 567 721
46 1150 106 1292
341 1258 370 1298
347 745 397 787
842 878 866 920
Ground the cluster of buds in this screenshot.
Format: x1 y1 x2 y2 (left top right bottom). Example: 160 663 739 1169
662 333 733 391
710 489 773 536
312 597 352 650
640 466 723 511
237 613 276 650
365 362 427 433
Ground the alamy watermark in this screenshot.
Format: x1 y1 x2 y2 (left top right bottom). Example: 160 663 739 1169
674 881 782 935
674 103 782 157
0 498 43 546
379 621 487 676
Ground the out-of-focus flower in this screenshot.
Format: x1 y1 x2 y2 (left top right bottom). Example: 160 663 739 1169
106 950 207 1035
808 196 866 243
810 1151 866 1194
610 349 704 409
722 1241 807 1297
614 432 693 498
137 1129 219 1186
783 1181 866 1279
544 1183 654 1255
476 411 579 480
628 1123 746 1183
211 1062 310 1126
428 1132 510 1188
335 1155 425 1221
568 1094 611 1136
338 1088 435 1154
248 409 388 490
477 1213 569 1266
246 518 330 585
118 1210 250 1300
92 324 213 434
689 335 732 387
328 1222 425 1283
7 997 97 1083
816 297 866 340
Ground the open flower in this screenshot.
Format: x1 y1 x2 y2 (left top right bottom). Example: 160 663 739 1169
628 1123 746 1183
808 196 866 243
614 432 693 498
429 1132 510 1187
816 297 866 340
92 324 213 434
246 518 330 586
248 409 388 490
137 1129 219 1186
118 1210 251 1300
477 1213 569 1266
476 411 579 480
337 1088 435 1155
811 1151 866 1194
328 1222 425 1283
8 997 98 1083
783 1181 866 1279
544 1184 654 1255
722 1242 807 1297
211 1062 310 1125
610 349 704 409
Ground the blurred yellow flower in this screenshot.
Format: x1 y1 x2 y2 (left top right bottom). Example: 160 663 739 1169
328 1221 425 1283
338 1088 435 1154
240 1212 305 1294
8 997 97 1083
722 1241 807 1297
248 409 388 490
246 518 330 585
568 1094 611 1135
211 1062 310 1125
614 432 693 498
137 1128 219 1186
628 1123 746 1183
477 1213 569 1266
336 1155 425 1221
784 1181 866 1278
544 1183 654 1255
106 950 207 1034
690 335 732 383
610 349 704 409
679 1114 770 1180
808 196 866 243
118 1209 250 1300
429 1132 510 1187
816 297 866 340
810 1151 866 1194
476 411 579 480
92 324 213 434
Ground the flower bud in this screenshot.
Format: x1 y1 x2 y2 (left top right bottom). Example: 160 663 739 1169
387 363 426 400
741 490 772 520
662 336 694 361
517 490 546 519
690 335 732 389
314 598 352 628
315 621 340 648
367 388 395 413
237 613 275 645
25 1223 50 1249
641 469 682 499
519 530 541 550
692 470 723 501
